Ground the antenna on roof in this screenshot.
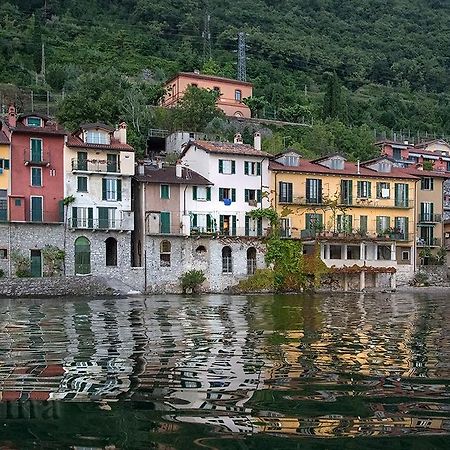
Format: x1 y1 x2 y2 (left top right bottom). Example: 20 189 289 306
202 13 212 62
237 32 247 82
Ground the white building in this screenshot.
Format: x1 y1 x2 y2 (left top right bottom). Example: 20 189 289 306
180 133 271 237
64 122 135 275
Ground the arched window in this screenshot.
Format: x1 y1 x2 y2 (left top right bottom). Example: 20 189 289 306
160 240 171 267
195 245 207 254
234 111 244 117
222 246 232 273
75 236 91 274
235 89 242 101
105 237 117 266
247 247 257 275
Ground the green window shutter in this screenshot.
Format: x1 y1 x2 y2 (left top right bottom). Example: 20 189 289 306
160 184 169 199
219 215 224 233
404 184 409 204
404 217 409 237
257 190 262 203
257 162 261 176
376 182 381 198
337 215 342 232
160 212 170 234
206 187 211 201
244 162 249 175
206 214 212 231
193 186 197 200
376 216 381 234
31 139 42 161
232 215 237 235
305 213 313 230
4 159 9 170
317 179 323 203
219 188 224 201
77 176 87 192
88 208 93 228
218 159 223 173
117 179 122 201
360 215 368 233
72 207 78 228
244 189 249 202
98 207 109 229
231 189 236 202
245 215 250 236
192 213 197 227
102 179 107 200
431 178 434 190
368 182 372 198
257 218 263 236
231 160 236 174
357 181 361 198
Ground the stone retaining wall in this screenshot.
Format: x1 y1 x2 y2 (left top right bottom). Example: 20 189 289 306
0 275 119 298
417 265 449 284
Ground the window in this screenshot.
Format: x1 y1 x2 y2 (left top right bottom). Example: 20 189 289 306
393 148 402 160
235 89 242 101
15 199 21 207
72 207 93 228
189 132 195 138
76 152 88 171
193 186 211 201
244 189 262 204
357 181 371 198
247 247 257 274
219 188 236 203
244 161 261 176
379 162 391 172
218 159 235 174
394 183 409 207
191 214 213 233
107 154 119 172
279 181 293 203
196 245 207 254
86 131 109 145
340 180 353 205
377 245 392 260
219 215 236 236
75 236 91 274
222 246 232 273
160 212 171 234
376 182 390 199
105 237 118 266
245 216 263 236
0 190 6 222
395 217 409 240
280 218 290 237
330 158 344 169
31 167 42 186
27 117 42 127
337 214 352 233
102 178 122 201
329 245 342 259
347 246 361 260
305 213 323 231
98 207 116 229
77 176 88 192
30 138 42 162
421 177 434 191
376 216 390 235
49 169 56 176
0 249 7 259
0 159 9 170
160 184 170 199
420 202 434 222
306 179 322 204
402 250 410 261
160 240 171 267
284 154 299 166
359 215 368 234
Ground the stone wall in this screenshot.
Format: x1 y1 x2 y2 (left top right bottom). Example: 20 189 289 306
0 275 118 298
395 264 415 286
417 265 449 284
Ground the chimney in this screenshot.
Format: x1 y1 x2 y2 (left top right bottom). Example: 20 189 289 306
137 163 145 176
253 132 261 151
357 160 360 174
8 104 16 128
176 160 183 178
114 121 127 144
404 140 409 145
234 133 243 144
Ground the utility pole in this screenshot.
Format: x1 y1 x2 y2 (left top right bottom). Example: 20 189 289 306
237 32 247 82
202 13 211 62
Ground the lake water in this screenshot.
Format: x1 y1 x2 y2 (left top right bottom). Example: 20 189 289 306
0 293 449 449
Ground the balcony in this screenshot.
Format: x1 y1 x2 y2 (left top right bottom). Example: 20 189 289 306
69 217 123 230
418 214 442 223
24 149 50 166
72 158 120 173
300 228 414 242
417 237 441 247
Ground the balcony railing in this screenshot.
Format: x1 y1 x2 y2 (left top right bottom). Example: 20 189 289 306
69 217 123 230
417 237 441 247
300 228 414 242
72 159 120 173
24 149 51 166
418 214 442 223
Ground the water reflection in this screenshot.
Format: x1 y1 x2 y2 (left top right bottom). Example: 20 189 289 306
0 293 449 446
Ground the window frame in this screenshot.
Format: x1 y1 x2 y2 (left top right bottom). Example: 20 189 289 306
31 167 42 187
27 117 42 127
160 184 170 199
77 176 88 192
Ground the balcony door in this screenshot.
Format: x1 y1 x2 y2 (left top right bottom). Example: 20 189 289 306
30 196 43 222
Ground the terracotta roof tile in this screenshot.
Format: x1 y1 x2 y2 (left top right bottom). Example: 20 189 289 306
269 159 420 180
134 165 212 185
67 135 134 151
185 140 271 158
0 130 9 144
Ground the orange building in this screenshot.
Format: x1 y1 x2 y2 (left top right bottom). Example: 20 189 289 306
162 72 253 118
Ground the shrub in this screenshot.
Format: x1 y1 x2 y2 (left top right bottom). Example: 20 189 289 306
181 270 206 294
11 251 31 278
234 269 275 293
0 268 4 278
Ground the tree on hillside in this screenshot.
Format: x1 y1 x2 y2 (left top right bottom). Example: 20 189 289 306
173 86 224 131
322 72 343 120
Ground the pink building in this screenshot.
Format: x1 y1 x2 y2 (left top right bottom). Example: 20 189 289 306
162 72 253 118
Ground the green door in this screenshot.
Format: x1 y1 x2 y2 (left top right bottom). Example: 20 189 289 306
31 139 42 162
77 151 88 170
30 250 42 277
31 197 43 222
160 212 170 234
75 237 91 274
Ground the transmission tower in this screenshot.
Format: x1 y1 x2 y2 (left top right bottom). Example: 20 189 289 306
202 14 211 62
237 32 247 82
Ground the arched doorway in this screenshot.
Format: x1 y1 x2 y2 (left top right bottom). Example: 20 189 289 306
105 237 118 266
75 236 91 274
247 247 257 275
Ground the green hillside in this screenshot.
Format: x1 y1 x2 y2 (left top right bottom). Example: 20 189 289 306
1 0 449 156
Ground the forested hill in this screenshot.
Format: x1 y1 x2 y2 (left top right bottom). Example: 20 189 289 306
1 0 450 145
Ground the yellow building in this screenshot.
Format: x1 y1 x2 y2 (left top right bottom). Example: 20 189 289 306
0 130 10 221
269 153 419 289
